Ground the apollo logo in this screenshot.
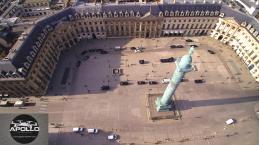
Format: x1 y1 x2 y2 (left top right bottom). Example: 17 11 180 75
9 114 40 144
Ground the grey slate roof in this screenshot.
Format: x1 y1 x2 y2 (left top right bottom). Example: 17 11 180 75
76 3 221 15
220 5 259 33
0 2 258 79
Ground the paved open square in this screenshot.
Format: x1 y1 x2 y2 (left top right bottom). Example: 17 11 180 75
2 37 259 145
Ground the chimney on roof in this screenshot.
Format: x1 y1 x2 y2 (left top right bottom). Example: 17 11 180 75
173 0 176 4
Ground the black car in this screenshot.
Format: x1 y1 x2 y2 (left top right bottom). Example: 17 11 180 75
137 81 146 85
139 60 145 64
130 47 137 50
120 81 129 86
81 50 87 55
76 61 81 67
186 39 193 42
149 81 158 85
194 79 205 84
207 50 215 54
96 49 103 52
88 49 96 52
101 85 110 90
100 50 108 54
170 45 177 48
176 45 184 48
190 44 198 47
160 57 175 63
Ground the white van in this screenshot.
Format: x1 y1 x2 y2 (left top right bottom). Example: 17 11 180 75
87 128 98 134
14 100 24 107
108 134 118 140
114 46 122 51
161 78 170 84
72 127 85 133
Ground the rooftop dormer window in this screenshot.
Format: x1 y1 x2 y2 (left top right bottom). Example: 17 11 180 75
136 11 140 17
180 11 184 16
175 11 179 16
103 12 107 18
200 11 205 16
108 11 112 18
195 11 200 16
159 11 163 17
164 10 169 16
170 11 174 16
114 11 118 17
205 11 210 16
119 11 123 17
130 10 134 17
210 11 214 16
185 10 190 16
190 11 194 16
125 11 129 17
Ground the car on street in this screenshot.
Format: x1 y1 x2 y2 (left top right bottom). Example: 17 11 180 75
100 50 108 54
139 60 145 64
170 45 184 48
73 127 85 133
130 47 136 50
176 45 184 48
81 50 87 55
194 79 205 84
87 128 98 134
137 81 146 85
101 85 110 90
107 134 118 140
82 56 89 61
149 81 158 85
208 50 215 54
190 44 198 47
134 48 143 53
120 81 129 86
76 61 81 67
161 78 170 84
185 39 193 42
160 57 175 63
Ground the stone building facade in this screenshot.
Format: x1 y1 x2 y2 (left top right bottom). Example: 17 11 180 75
0 2 258 97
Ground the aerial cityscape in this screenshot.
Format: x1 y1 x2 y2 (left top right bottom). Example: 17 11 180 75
0 0 259 145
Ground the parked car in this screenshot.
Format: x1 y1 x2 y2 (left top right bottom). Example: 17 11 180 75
160 57 175 63
194 79 205 84
87 128 98 134
82 56 89 61
101 85 110 90
208 50 215 54
130 47 136 50
137 81 146 85
14 100 24 107
100 50 108 54
81 50 87 55
225 119 235 125
107 134 118 140
170 45 177 48
120 81 129 86
161 78 170 84
190 44 198 47
185 39 193 42
139 60 145 64
176 45 184 48
149 81 158 85
73 127 85 133
134 49 143 53
76 61 81 67
170 45 184 48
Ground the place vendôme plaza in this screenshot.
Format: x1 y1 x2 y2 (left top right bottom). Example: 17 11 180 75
0 0 258 98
